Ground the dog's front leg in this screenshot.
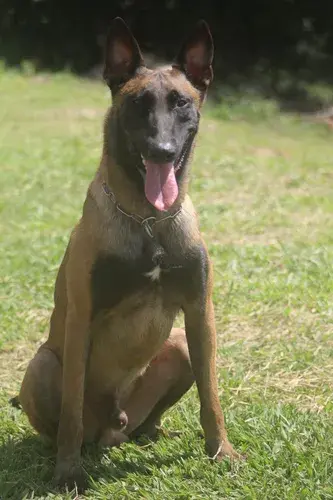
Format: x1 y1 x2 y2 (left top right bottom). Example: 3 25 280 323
54 248 92 490
183 251 241 461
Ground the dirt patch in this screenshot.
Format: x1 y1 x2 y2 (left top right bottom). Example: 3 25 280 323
217 314 333 412
0 338 45 395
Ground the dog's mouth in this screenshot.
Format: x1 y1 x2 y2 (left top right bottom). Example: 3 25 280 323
137 138 191 212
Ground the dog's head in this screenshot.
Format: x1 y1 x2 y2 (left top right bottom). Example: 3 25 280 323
104 18 213 212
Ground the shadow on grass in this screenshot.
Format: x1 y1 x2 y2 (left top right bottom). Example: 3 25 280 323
0 434 56 498
0 432 195 498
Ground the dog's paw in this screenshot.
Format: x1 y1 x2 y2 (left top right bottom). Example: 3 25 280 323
99 429 129 448
129 422 163 442
54 460 87 492
206 438 245 462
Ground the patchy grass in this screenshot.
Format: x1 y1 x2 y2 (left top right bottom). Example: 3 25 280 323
1 68 333 498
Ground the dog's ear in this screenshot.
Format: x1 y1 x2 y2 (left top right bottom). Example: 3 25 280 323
103 17 144 93
173 20 214 97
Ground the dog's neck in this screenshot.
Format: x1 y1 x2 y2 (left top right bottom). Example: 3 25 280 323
101 107 191 218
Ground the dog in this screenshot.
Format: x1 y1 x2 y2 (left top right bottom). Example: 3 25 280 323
17 17 241 490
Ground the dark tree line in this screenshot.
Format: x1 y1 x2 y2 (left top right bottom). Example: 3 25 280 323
2 1 333 107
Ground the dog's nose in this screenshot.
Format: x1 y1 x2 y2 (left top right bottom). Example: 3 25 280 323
148 142 176 163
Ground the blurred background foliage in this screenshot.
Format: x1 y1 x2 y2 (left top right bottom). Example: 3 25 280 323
2 0 333 111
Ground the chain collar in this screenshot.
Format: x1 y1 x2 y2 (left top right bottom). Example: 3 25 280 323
102 182 182 238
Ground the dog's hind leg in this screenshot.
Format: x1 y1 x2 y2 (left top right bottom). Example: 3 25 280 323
19 347 62 440
119 328 194 440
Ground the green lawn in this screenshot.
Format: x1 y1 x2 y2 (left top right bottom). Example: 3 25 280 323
1 67 333 499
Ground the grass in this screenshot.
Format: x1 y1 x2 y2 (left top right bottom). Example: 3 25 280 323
1 67 333 498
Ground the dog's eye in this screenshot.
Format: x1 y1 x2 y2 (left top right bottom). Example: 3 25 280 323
177 97 188 108
169 90 189 109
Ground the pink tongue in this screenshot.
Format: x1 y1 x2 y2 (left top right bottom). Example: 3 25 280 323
143 160 178 211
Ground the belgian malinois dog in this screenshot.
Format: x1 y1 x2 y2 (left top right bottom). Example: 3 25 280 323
18 17 241 490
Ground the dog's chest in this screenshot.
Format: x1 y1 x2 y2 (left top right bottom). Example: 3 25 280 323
90 238 205 319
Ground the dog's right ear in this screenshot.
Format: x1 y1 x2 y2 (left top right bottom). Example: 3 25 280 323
103 17 144 93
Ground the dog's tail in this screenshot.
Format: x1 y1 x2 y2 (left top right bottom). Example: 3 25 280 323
9 395 22 409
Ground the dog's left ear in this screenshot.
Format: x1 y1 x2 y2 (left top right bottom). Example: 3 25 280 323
103 17 145 93
173 20 214 97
